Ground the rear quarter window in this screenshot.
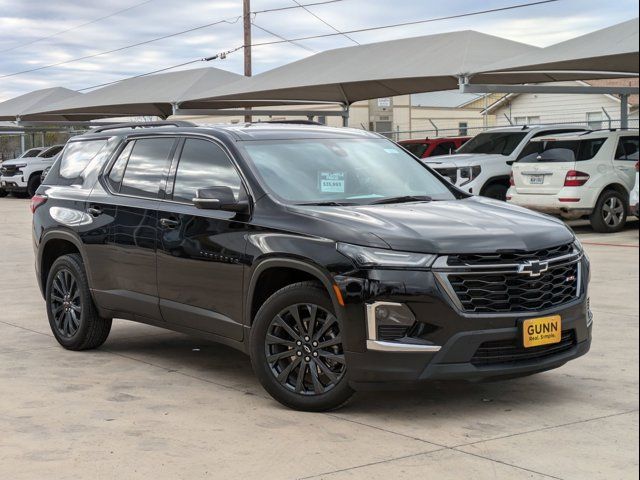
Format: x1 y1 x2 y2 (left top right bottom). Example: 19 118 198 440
517 138 607 163
44 138 115 187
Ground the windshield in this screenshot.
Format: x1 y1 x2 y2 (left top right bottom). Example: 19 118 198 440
457 131 528 156
21 148 42 158
400 142 429 158
38 145 63 158
240 138 457 204
517 138 607 163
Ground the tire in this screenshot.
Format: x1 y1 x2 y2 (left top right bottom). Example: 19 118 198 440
250 281 354 411
482 183 509 201
45 253 112 350
0 188 7 198
590 189 627 233
27 174 41 198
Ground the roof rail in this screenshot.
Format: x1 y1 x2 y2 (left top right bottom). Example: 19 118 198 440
258 120 323 126
91 120 196 133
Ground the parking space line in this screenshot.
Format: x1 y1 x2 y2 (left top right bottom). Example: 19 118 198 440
582 241 639 248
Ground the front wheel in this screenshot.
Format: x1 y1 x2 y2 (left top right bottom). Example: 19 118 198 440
481 183 508 201
590 190 627 233
45 253 112 350
0 188 7 198
250 282 353 411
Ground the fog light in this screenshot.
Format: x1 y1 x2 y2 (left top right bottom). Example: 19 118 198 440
367 302 415 342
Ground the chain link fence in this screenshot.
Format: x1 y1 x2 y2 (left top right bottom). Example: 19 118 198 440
379 118 639 142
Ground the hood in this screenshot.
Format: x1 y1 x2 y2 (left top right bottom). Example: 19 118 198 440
289 197 574 254
425 153 506 168
1 158 27 167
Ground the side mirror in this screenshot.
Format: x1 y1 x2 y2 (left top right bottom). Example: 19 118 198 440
193 186 249 214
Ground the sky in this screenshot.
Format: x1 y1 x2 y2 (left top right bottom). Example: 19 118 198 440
0 0 638 102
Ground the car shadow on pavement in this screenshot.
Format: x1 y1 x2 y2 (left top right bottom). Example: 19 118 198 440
101 329 579 417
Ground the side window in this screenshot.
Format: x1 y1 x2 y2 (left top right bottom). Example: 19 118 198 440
615 136 639 161
431 142 455 157
107 141 134 191
119 138 175 199
58 140 109 179
172 139 242 204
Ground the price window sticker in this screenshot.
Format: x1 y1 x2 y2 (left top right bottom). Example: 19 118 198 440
319 172 345 193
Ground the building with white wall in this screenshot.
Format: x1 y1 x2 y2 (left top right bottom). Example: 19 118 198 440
482 79 639 128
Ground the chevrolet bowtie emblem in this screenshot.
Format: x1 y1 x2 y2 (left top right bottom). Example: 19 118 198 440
517 260 549 277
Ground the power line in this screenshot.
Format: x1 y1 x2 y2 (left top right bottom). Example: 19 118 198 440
0 17 243 79
0 0 346 80
248 0 562 49
251 22 317 53
291 0 359 45
0 0 156 53
73 0 560 92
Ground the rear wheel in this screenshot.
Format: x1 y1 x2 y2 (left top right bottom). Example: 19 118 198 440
250 281 353 411
590 190 627 233
482 183 509 201
27 174 41 198
45 254 112 350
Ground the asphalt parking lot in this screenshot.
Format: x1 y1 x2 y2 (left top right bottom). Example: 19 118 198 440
0 196 638 480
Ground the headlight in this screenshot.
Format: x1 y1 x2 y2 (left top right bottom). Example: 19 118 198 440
13 163 27 169
573 237 589 262
337 243 436 269
458 165 481 186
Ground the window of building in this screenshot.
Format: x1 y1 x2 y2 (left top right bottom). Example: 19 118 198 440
458 122 468 136
587 112 603 130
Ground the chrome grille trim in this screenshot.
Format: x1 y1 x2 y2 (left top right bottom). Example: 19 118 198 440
433 248 583 316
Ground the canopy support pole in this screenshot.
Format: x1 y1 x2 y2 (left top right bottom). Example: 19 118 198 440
620 94 629 129
341 103 350 127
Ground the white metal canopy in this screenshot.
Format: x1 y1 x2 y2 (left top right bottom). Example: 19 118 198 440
0 87 80 121
30 67 243 120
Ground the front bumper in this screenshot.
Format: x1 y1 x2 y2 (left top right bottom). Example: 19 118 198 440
335 257 591 390
0 175 27 191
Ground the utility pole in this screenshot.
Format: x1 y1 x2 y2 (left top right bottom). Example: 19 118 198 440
243 0 252 123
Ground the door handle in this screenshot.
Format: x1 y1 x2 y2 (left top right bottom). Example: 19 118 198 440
160 217 180 229
87 207 102 217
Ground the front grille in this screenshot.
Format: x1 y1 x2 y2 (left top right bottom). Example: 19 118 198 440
434 167 457 184
0 165 20 176
448 243 574 266
377 325 409 341
449 262 579 313
471 330 576 366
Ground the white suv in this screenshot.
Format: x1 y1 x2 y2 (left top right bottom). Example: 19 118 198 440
508 130 639 233
0 144 64 197
424 125 588 200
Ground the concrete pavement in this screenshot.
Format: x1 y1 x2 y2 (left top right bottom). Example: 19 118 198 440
0 196 638 479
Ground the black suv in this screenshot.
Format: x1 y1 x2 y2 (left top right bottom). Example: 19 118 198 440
33 121 592 411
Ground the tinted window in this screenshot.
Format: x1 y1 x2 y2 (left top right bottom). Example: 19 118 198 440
59 140 109 178
518 138 607 163
119 138 175 198
39 145 63 158
615 136 639 161
22 148 42 158
172 139 242 203
457 132 528 156
431 142 455 157
400 142 428 158
107 141 134 191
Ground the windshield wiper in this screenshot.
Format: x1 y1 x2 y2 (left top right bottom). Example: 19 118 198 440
370 195 433 205
296 201 356 206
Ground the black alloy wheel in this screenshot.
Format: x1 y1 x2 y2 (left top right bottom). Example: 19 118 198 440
250 281 354 411
50 268 82 338
265 303 346 396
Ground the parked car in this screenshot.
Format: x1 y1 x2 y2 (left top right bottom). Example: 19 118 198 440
33 121 591 411
630 160 639 219
398 136 470 159
423 125 589 200
508 130 639 233
0 148 46 196
0 144 64 197
40 165 53 184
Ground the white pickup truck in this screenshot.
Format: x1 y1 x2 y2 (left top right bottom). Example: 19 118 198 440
0 144 64 197
423 125 588 200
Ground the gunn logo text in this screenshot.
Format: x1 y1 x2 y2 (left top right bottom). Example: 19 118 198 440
522 315 562 348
